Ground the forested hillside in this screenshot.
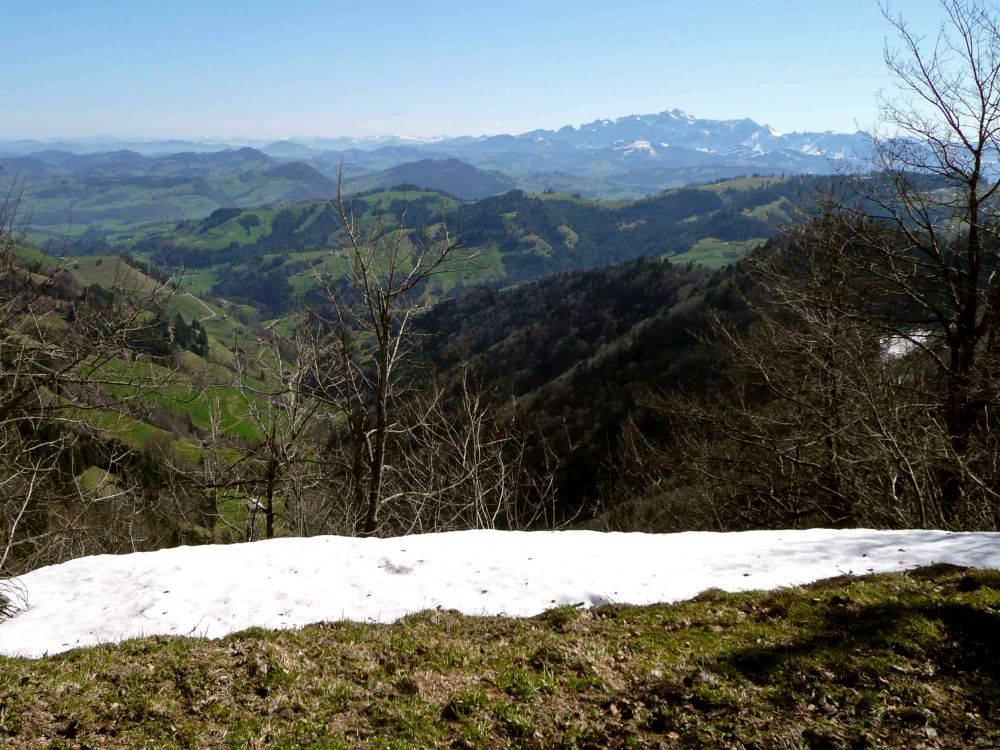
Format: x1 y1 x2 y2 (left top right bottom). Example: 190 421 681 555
9 4 1000 750
2 0 999 595
415 258 748 513
105 175 804 315
342 158 518 199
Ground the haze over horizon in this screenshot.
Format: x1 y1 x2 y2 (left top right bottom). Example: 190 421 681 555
0 105 870 147
4 0 946 142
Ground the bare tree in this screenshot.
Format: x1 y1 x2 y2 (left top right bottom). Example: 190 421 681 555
374 365 559 535
185 327 327 542
306 183 468 536
0 180 186 579
643 217 945 531
851 0 1000 521
634 1 1000 532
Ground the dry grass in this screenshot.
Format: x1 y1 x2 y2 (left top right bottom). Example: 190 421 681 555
1 565 999 748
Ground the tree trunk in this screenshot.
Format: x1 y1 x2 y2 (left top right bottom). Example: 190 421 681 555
362 330 391 536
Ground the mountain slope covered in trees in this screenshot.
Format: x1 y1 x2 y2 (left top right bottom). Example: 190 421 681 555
414 257 748 515
118 175 807 314
343 158 518 199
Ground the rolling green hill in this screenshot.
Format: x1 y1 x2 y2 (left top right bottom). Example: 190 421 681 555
1 149 337 249
344 158 518 199
0 174 810 533
108 175 811 315
0 238 318 572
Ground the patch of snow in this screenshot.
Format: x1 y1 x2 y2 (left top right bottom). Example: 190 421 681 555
618 140 657 155
883 331 933 358
396 135 445 144
1 529 998 659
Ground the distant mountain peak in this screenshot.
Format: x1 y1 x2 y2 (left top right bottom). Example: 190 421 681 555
1 109 873 202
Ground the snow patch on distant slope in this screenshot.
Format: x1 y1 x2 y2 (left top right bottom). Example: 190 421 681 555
617 140 658 155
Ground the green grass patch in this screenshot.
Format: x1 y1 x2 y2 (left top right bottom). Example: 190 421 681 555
66 256 163 296
742 196 796 224
168 292 222 323
534 191 628 206
427 244 505 295
178 269 219 296
671 237 765 268
11 243 56 268
287 272 317 295
694 176 791 193
82 408 177 452
174 208 277 250
3 565 999 748
92 357 268 442
357 189 459 213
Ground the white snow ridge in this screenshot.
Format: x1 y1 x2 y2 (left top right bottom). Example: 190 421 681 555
1 528 998 659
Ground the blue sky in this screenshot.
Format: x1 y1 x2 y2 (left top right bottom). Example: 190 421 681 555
2 0 947 140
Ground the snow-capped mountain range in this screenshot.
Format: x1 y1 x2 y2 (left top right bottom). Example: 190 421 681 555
517 109 868 160
424 110 869 195
0 109 872 198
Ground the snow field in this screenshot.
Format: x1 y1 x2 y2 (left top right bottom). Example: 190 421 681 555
2 528 998 658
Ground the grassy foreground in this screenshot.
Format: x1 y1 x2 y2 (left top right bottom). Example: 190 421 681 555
2 565 999 749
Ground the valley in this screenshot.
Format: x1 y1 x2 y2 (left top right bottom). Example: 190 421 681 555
0 91 987 562
6 2 1000 747
0 117 970 561
1 107 858 248
0 152 804 578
